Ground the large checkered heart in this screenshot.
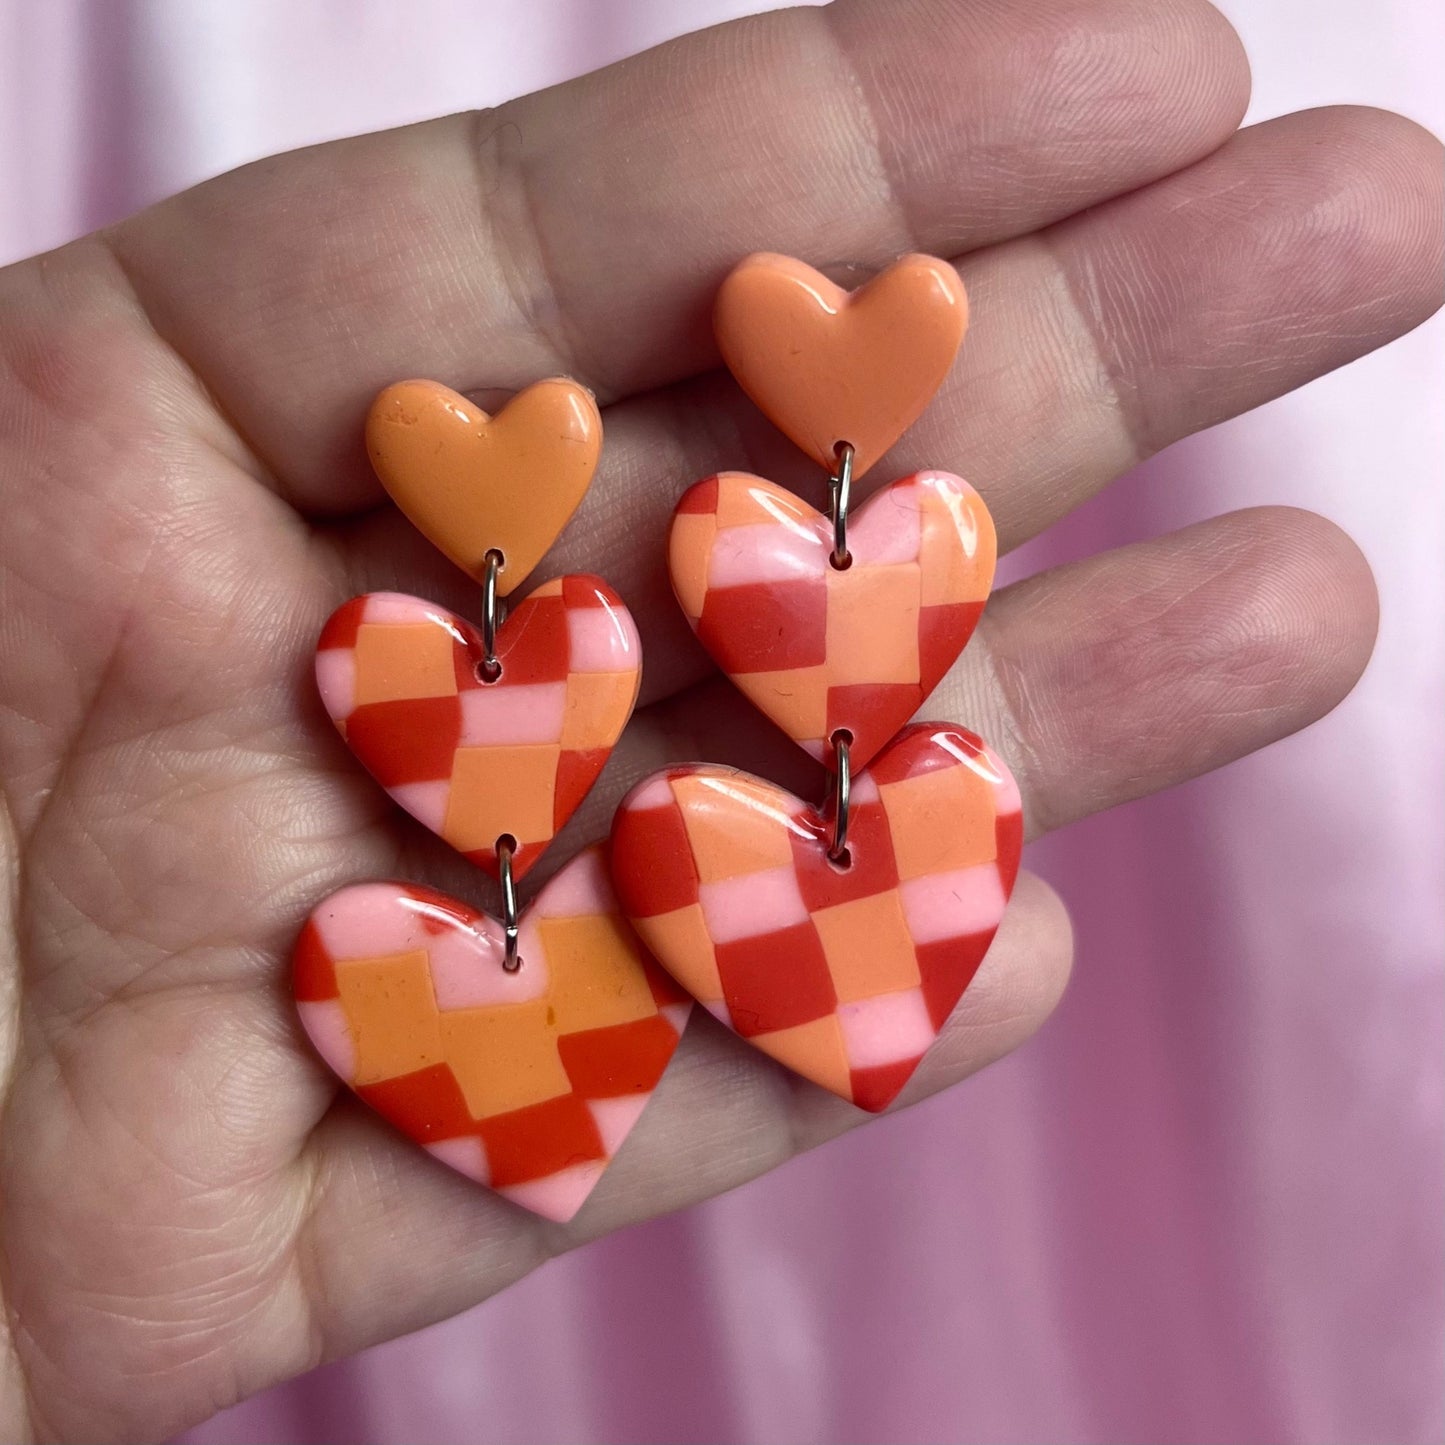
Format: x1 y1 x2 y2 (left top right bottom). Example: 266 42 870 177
295 845 692 1222
713 252 967 478
609 724 1022 1113
367 378 601 594
316 577 640 881
669 471 996 769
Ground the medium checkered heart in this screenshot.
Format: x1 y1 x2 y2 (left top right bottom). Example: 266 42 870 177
609 724 1022 1113
295 845 692 1222
316 577 640 880
669 471 996 769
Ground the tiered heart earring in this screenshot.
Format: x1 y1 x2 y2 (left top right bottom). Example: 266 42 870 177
610 254 1022 1113
295 379 691 1222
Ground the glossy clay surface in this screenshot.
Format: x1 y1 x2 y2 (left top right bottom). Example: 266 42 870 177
295 845 691 1222
610 725 1021 1112
670 470 995 768
317 578 640 880
713 252 967 477
367 378 601 594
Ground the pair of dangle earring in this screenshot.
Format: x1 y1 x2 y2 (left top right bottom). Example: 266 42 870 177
610 252 1022 1114
293 249 1021 1219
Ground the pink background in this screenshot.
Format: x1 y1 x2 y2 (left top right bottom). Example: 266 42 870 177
3 2 1441 1441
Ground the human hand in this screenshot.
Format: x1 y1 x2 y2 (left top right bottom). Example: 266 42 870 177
0 0 1439 1437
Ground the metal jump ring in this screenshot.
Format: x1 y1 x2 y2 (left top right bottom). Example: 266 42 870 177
480 549 505 681
497 835 522 972
829 441 854 570
828 733 851 863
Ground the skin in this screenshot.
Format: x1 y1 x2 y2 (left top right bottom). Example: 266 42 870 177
0 0 1439 1438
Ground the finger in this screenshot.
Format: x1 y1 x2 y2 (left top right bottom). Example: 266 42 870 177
533 504 1378 870
356 502 1375 917
298 867 1072 1358
328 105 1441 705
958 507 1381 835
101 0 1249 509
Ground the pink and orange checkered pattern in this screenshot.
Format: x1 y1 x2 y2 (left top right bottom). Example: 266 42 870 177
668 470 996 768
609 724 1022 1112
316 578 640 880
295 845 692 1222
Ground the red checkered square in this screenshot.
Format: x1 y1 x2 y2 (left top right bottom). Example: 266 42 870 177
478 1092 607 1187
791 799 899 910
918 600 984 685
824 683 921 758
553 747 610 830
292 919 338 1003
697 579 828 674
849 1058 923 1113
610 797 700 917
557 1014 682 1097
496 593 571 684
714 922 836 1037
914 933 994 1032
345 695 463 786
317 597 366 652
561 573 613 608
675 475 720 515
356 1064 477 1142
995 808 1024 878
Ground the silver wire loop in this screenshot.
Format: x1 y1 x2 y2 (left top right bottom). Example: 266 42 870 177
828 732 851 863
828 441 854 570
497 835 522 972
480 549 505 681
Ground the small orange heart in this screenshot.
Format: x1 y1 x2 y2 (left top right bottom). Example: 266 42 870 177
714 253 967 478
366 378 601 595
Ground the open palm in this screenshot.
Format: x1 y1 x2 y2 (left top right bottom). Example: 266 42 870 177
0 1 1439 1438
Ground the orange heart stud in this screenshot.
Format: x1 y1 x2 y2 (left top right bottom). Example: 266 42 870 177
366 378 601 595
713 253 967 477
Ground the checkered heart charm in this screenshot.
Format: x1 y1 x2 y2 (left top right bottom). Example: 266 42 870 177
316 576 640 880
609 724 1022 1112
669 470 996 769
295 845 692 1222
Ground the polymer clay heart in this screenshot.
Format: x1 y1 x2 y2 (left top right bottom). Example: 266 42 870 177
669 470 995 768
713 252 967 477
609 724 1021 1112
367 378 601 594
295 844 692 1222
316 577 640 880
